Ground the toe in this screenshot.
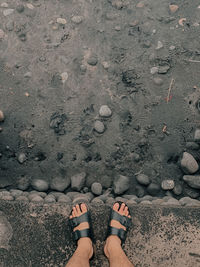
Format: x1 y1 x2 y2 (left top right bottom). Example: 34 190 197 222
72 210 75 217
113 202 119 211
124 206 129 216
76 204 81 215
69 215 73 219
81 203 87 213
119 203 125 214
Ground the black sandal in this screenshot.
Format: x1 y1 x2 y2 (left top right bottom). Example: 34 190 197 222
107 201 132 244
69 203 92 242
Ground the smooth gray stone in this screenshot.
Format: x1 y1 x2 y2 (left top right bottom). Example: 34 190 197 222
181 152 199 174
31 179 49 192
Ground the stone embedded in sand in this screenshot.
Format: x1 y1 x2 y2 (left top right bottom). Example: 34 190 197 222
94 120 105 133
17 153 27 164
183 175 200 189
71 16 83 24
194 128 200 142
181 152 199 174
0 110 4 122
99 105 112 117
31 179 49 191
147 183 160 196
57 18 67 25
150 67 158 75
102 61 110 69
3 9 14 16
50 177 70 192
71 172 86 191
113 175 130 195
161 180 175 190
169 4 179 13
91 182 102 195
173 184 183 196
136 174 150 186
87 55 98 66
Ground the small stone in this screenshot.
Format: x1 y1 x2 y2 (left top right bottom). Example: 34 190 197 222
83 187 89 193
10 189 23 198
87 55 98 66
99 105 112 117
115 196 127 203
153 77 163 85
132 153 140 162
16 4 24 13
57 195 71 203
194 128 200 142
31 179 49 191
136 174 150 186
0 195 14 201
94 120 105 134
44 195 56 203
161 198 180 206
71 172 86 191
135 185 145 198
50 177 70 192
179 197 195 206
139 200 152 205
169 45 176 51
181 152 199 174
3 9 14 16
27 3 34 9
71 16 83 24
101 176 113 189
122 194 138 200
183 175 200 189
156 41 163 50
37 192 47 198
80 65 87 73
102 61 110 69
57 18 67 25
91 197 104 204
173 184 183 195
0 110 4 122
184 186 200 199
91 182 102 195
137 2 144 8
169 4 179 13
15 196 29 202
5 21 14 31
49 192 65 200
17 176 30 191
150 67 158 75
31 195 44 203
24 72 32 78
105 197 115 207
161 179 175 190
1 3 8 8
158 65 170 74
17 153 27 164
186 142 199 150
73 195 89 205
113 175 130 195
114 26 121 31
126 199 137 206
152 199 164 205
147 183 160 196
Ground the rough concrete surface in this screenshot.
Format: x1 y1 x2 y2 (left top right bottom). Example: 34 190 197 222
0 201 199 267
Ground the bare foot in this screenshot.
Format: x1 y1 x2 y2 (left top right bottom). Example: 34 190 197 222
70 203 93 259
104 202 131 258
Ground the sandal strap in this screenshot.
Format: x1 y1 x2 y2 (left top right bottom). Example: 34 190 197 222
69 212 89 228
108 226 126 242
111 210 132 229
73 228 91 241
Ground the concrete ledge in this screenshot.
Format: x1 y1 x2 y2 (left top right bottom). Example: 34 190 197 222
0 201 200 266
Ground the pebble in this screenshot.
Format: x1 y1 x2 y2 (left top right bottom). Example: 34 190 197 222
105 197 115 207
31 195 44 203
50 177 70 192
15 196 29 202
136 174 150 186
10 189 23 198
150 67 158 75
194 128 200 142
181 152 199 174
16 4 24 13
135 185 145 198
87 55 98 66
147 183 160 196
57 18 67 25
3 9 14 16
73 195 89 205
183 175 200 189
71 16 83 24
169 4 179 13
113 175 130 195
17 153 27 164
37 192 47 198
0 110 4 122
57 195 71 203
49 192 65 200
1 3 8 8
172 184 183 195
155 41 163 50
27 3 34 9
94 120 105 134
0 29 5 39
102 61 110 69
185 142 199 150
91 197 104 204
71 172 86 191
152 199 164 205
31 179 49 191
184 187 199 199
161 179 175 190
91 182 102 195
17 176 30 191
114 26 121 31
122 194 138 200
24 72 32 78
44 195 56 203
126 199 137 206
60 72 68 83
153 77 163 85
169 45 176 51
101 175 112 189
158 65 170 74
179 197 197 206
99 105 112 117
139 200 152 205
0 195 14 201
132 152 140 162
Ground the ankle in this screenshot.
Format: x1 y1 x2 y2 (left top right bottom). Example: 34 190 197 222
76 237 93 258
104 236 122 258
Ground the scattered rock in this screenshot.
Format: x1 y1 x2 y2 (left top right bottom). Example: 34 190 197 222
136 174 150 186
158 65 170 74
17 153 27 164
44 195 56 203
17 176 30 191
155 41 163 50
3 9 14 16
181 152 199 174
153 77 163 85
87 55 98 66
50 177 70 191
102 61 110 69
183 175 200 189
173 184 183 195
99 105 112 117
31 179 49 191
136 2 144 8
113 175 129 195
161 180 175 190
57 18 67 25
71 16 83 24
16 4 24 13
115 196 127 203
50 112 67 135
31 195 44 203
71 172 86 191
147 183 160 196
135 185 145 198
91 182 102 195
60 72 68 83
57 195 71 203
0 110 4 122
0 195 14 201
150 67 158 75
194 128 200 142
132 153 140 162
169 4 179 13
94 120 105 133
126 199 137 206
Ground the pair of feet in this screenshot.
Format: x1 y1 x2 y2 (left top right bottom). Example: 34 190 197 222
69 202 131 260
